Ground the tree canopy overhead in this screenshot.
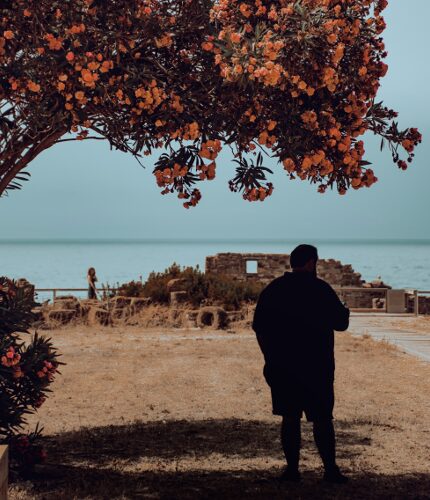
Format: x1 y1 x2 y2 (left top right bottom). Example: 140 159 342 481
0 0 422 207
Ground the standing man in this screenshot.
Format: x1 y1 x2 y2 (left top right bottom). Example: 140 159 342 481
252 244 350 483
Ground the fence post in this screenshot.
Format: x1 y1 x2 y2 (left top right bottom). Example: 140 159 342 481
53 289 57 302
414 290 419 316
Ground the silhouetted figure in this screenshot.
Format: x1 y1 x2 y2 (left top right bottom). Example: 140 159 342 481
252 244 350 483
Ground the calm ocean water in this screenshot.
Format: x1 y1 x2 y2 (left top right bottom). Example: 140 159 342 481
0 240 429 299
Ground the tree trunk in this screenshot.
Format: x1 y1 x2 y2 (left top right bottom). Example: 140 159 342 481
0 128 67 197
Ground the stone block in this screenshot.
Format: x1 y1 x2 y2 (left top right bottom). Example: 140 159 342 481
167 278 188 292
48 309 77 325
183 310 199 328
386 290 406 314
111 306 130 320
110 296 132 309
170 291 188 306
52 296 80 311
88 307 111 326
130 297 151 314
197 306 228 329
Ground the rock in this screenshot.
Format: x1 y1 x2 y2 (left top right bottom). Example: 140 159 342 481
81 299 102 307
109 296 132 309
183 310 199 328
52 296 80 311
197 306 228 329
170 291 188 306
130 297 151 315
168 308 185 328
167 278 188 292
227 310 244 323
111 306 130 320
87 307 111 326
48 309 77 325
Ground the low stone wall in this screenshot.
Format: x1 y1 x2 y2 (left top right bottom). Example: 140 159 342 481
337 289 387 309
32 295 257 330
34 295 152 328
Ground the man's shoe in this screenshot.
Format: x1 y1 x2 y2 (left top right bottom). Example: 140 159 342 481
279 467 301 482
323 467 348 484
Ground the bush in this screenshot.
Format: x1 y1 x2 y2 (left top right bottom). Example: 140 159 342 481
115 280 146 298
118 264 264 310
0 277 62 475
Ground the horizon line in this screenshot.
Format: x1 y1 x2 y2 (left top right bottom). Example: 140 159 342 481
1 237 430 245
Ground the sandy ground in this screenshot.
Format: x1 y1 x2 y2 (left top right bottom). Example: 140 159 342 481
10 321 430 500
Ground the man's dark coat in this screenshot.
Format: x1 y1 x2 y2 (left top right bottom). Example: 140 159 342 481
252 271 350 420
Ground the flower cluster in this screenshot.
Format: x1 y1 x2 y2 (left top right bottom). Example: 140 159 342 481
1 345 24 379
36 360 57 383
9 432 47 474
0 0 422 204
0 277 61 474
206 0 422 195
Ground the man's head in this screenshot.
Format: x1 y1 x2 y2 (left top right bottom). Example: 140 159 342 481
290 244 318 275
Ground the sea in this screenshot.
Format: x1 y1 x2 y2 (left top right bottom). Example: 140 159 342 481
0 239 429 300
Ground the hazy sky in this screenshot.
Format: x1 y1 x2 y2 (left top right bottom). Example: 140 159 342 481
1 1 429 241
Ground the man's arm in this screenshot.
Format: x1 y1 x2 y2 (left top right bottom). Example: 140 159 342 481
252 287 272 357
322 282 350 331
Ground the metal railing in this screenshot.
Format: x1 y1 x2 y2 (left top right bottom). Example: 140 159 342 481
35 287 118 301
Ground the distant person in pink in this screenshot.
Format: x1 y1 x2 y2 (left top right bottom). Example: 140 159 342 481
87 267 98 300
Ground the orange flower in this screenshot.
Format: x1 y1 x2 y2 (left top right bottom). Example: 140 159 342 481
3 30 14 40
27 81 40 92
267 120 277 131
283 158 295 172
66 51 75 61
302 157 313 170
202 41 214 51
327 33 337 44
239 3 252 18
230 32 242 43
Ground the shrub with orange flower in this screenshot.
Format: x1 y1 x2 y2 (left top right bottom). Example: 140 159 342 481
0 0 421 206
0 277 62 474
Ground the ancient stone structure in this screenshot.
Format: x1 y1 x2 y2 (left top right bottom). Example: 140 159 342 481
205 252 389 309
205 253 364 287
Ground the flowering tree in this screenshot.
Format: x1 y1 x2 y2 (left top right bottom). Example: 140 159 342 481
0 278 61 472
0 0 422 206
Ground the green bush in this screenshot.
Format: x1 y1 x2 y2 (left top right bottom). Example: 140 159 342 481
0 277 62 475
118 264 264 310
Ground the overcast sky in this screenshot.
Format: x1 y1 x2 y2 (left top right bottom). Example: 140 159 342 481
1 1 429 241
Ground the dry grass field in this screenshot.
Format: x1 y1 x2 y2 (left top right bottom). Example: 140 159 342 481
9 323 430 499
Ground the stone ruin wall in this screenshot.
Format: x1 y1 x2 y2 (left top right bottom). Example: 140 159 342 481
205 253 384 309
205 252 364 287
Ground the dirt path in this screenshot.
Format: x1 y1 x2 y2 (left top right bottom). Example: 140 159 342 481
10 323 430 499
